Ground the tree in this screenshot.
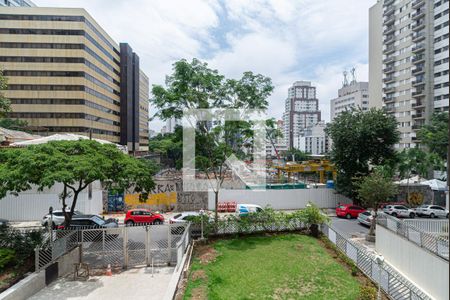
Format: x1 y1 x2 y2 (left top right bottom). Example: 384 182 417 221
417 112 449 161
148 126 183 169
152 58 273 222
0 70 11 117
0 140 157 225
357 169 398 237
281 148 308 162
325 108 399 200
0 118 29 131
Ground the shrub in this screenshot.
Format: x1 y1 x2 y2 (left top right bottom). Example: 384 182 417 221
359 285 377 300
297 203 330 226
0 248 16 271
0 227 43 267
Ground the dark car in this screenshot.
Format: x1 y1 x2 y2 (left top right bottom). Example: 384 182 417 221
0 219 9 228
59 215 119 242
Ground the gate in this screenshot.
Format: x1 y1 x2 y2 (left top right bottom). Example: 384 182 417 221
79 223 188 269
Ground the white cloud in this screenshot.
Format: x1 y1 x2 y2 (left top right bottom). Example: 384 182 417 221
33 0 374 131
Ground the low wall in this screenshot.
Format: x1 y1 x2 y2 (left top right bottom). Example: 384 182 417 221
208 188 350 210
0 247 80 300
376 226 449 300
0 182 103 221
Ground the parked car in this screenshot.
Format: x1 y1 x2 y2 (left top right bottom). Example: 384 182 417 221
379 202 408 209
0 218 9 228
383 205 415 218
41 210 83 227
236 204 263 217
124 209 164 225
414 205 449 218
169 212 202 224
335 204 366 219
61 215 119 229
357 211 373 227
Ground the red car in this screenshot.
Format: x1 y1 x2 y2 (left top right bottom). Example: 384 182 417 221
124 209 164 225
336 204 366 219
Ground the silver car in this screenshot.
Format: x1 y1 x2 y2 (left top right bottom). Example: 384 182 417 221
41 210 83 227
383 205 415 218
415 205 449 218
357 211 373 227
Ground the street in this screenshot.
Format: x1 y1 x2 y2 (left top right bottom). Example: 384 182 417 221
331 216 369 238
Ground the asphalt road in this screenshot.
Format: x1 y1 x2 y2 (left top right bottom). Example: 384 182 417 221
331 216 369 238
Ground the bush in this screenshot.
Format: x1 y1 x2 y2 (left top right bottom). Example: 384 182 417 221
0 227 44 267
0 248 16 271
359 285 377 300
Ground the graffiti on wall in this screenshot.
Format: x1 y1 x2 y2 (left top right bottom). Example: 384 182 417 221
124 180 179 211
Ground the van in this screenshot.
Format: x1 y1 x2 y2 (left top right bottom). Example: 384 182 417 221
236 204 263 216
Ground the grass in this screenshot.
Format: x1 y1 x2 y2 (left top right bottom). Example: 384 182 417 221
183 234 363 300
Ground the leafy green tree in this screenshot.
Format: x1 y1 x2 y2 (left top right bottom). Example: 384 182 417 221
357 169 398 236
281 148 309 162
417 112 449 161
325 108 399 200
0 140 157 225
0 71 11 117
0 118 29 131
152 58 273 222
148 126 183 169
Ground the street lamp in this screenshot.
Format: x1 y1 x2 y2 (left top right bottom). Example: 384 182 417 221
375 254 384 300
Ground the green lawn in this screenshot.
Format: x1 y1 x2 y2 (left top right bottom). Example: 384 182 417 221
183 234 362 300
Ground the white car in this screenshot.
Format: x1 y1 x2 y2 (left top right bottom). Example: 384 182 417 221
357 211 373 227
236 204 263 216
169 212 202 224
415 205 449 218
41 210 83 227
383 205 415 218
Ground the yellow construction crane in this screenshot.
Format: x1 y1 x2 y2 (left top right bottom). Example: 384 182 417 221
274 160 337 184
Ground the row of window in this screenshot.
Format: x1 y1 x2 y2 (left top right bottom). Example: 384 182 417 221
0 28 118 66
434 69 449 77
0 14 120 56
435 0 449 8
435 20 449 31
10 98 120 116
46 126 120 137
7 84 120 106
435 45 449 55
9 112 120 126
434 82 449 89
435 33 449 43
434 57 449 66
0 56 120 87
434 94 449 101
434 8 449 20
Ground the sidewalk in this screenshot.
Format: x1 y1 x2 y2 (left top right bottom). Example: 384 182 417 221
29 267 174 300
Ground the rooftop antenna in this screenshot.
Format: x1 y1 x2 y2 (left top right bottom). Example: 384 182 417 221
350 67 356 83
342 70 349 87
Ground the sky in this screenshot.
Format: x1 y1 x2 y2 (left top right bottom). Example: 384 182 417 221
34 0 375 131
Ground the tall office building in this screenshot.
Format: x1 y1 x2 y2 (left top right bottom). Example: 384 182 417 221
139 70 149 150
330 74 369 120
283 81 321 149
0 7 149 152
0 0 34 7
370 0 449 149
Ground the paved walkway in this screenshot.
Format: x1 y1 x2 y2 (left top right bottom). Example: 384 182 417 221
29 267 174 300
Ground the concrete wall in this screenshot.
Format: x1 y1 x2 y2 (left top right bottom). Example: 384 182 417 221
208 188 350 210
0 182 103 221
376 226 449 300
0 247 80 300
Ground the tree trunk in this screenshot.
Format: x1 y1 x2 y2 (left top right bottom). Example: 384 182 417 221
369 211 377 236
214 190 219 224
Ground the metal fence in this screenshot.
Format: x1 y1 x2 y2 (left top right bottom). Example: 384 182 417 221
403 219 449 236
35 230 79 271
321 224 431 300
377 213 449 260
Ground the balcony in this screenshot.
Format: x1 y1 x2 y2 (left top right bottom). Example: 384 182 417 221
384 15 395 25
412 55 425 64
412 78 425 86
412 9 425 20
412 31 426 43
384 106 395 113
412 102 425 108
383 86 396 93
383 6 395 17
383 56 395 64
412 43 425 53
383 45 395 55
383 26 395 35
412 124 423 130
384 0 395 7
383 76 395 83
384 35 395 44
412 21 425 31
412 0 425 9
383 97 395 103
383 65 395 73
412 66 425 75
412 113 425 119
412 90 425 97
